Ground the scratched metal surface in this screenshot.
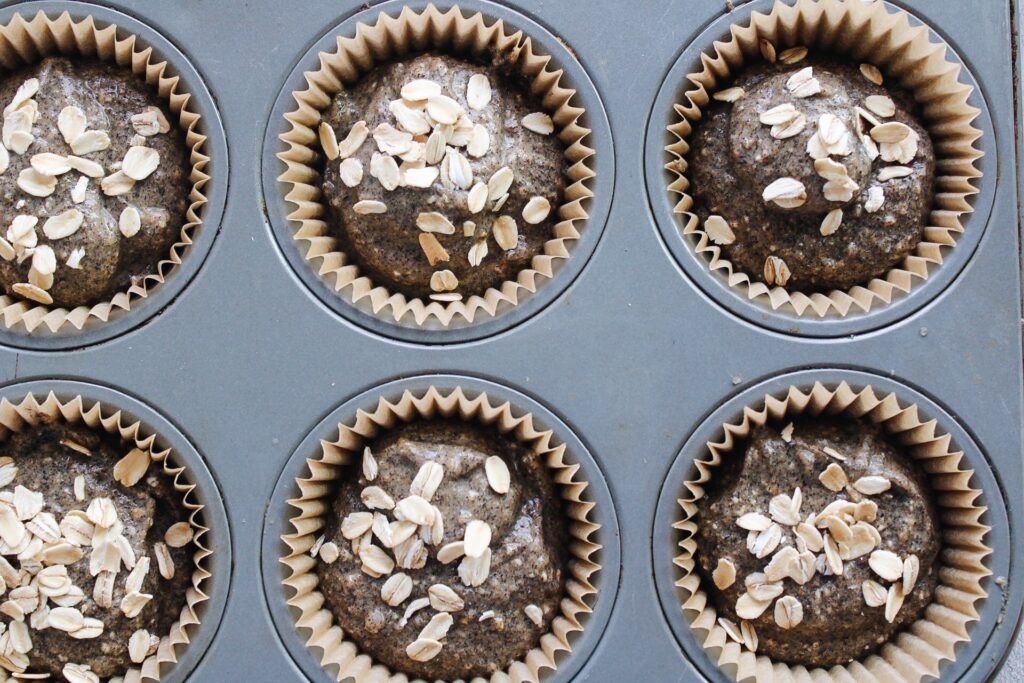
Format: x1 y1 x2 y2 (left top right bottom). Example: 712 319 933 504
0 0 1017 681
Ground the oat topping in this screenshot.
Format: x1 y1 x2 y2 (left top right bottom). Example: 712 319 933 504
822 446 847 461
819 208 843 237
483 456 510 495
467 239 487 268
353 199 387 215
818 462 848 492
42 208 84 241
10 282 51 305
780 423 794 442
337 121 369 160
862 579 887 607
864 185 884 213
121 146 159 181
712 558 737 590
785 67 821 98
703 215 735 246
0 437 191 678
761 177 806 209
852 475 891 495
416 212 456 235
713 86 745 103
325 441 544 665
362 447 379 482
716 427 924 654
736 512 772 532
758 103 802 133
67 155 103 179
763 255 791 287
361 486 396 511
865 95 895 118
778 47 808 65
405 637 442 663
425 270 458 294
521 112 554 136
163 522 193 548
877 165 912 181
118 207 141 239
521 196 551 225
319 68 561 301
491 216 518 250
419 233 449 267
466 75 492 111
859 63 884 86
427 583 464 612
774 595 803 629
381 573 413 607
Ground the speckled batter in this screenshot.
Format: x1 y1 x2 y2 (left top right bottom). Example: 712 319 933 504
321 53 566 298
0 57 189 308
689 58 935 291
696 419 940 667
4 422 191 679
318 420 568 680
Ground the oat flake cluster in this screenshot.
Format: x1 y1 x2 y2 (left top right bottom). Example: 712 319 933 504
319 73 554 302
309 447 541 664
709 422 924 654
0 77 171 306
705 43 921 288
0 440 190 681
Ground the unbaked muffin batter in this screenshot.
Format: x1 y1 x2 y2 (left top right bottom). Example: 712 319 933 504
320 53 565 299
689 53 934 291
0 57 188 308
696 419 939 667
317 420 568 680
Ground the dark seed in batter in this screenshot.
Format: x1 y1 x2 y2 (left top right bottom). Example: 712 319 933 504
317 420 568 680
695 419 940 667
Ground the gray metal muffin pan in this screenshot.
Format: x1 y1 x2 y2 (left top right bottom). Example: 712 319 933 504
0 0 1016 681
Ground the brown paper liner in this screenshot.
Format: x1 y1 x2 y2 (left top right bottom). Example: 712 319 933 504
277 4 595 327
281 386 602 682
673 382 991 682
0 11 211 333
0 391 211 682
664 0 983 317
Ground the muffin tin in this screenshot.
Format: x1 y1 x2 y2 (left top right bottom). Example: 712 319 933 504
0 0 1018 681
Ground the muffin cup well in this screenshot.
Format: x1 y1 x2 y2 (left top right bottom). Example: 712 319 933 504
664 0 983 318
0 10 211 333
280 385 602 682
0 390 212 682
277 3 595 328
673 381 991 682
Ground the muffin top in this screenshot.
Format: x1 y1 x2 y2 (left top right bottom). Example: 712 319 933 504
695 419 940 667
320 52 565 300
0 421 193 680
0 57 189 309
689 51 935 292
316 420 568 680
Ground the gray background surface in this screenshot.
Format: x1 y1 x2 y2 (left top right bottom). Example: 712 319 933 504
0 0 1018 681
